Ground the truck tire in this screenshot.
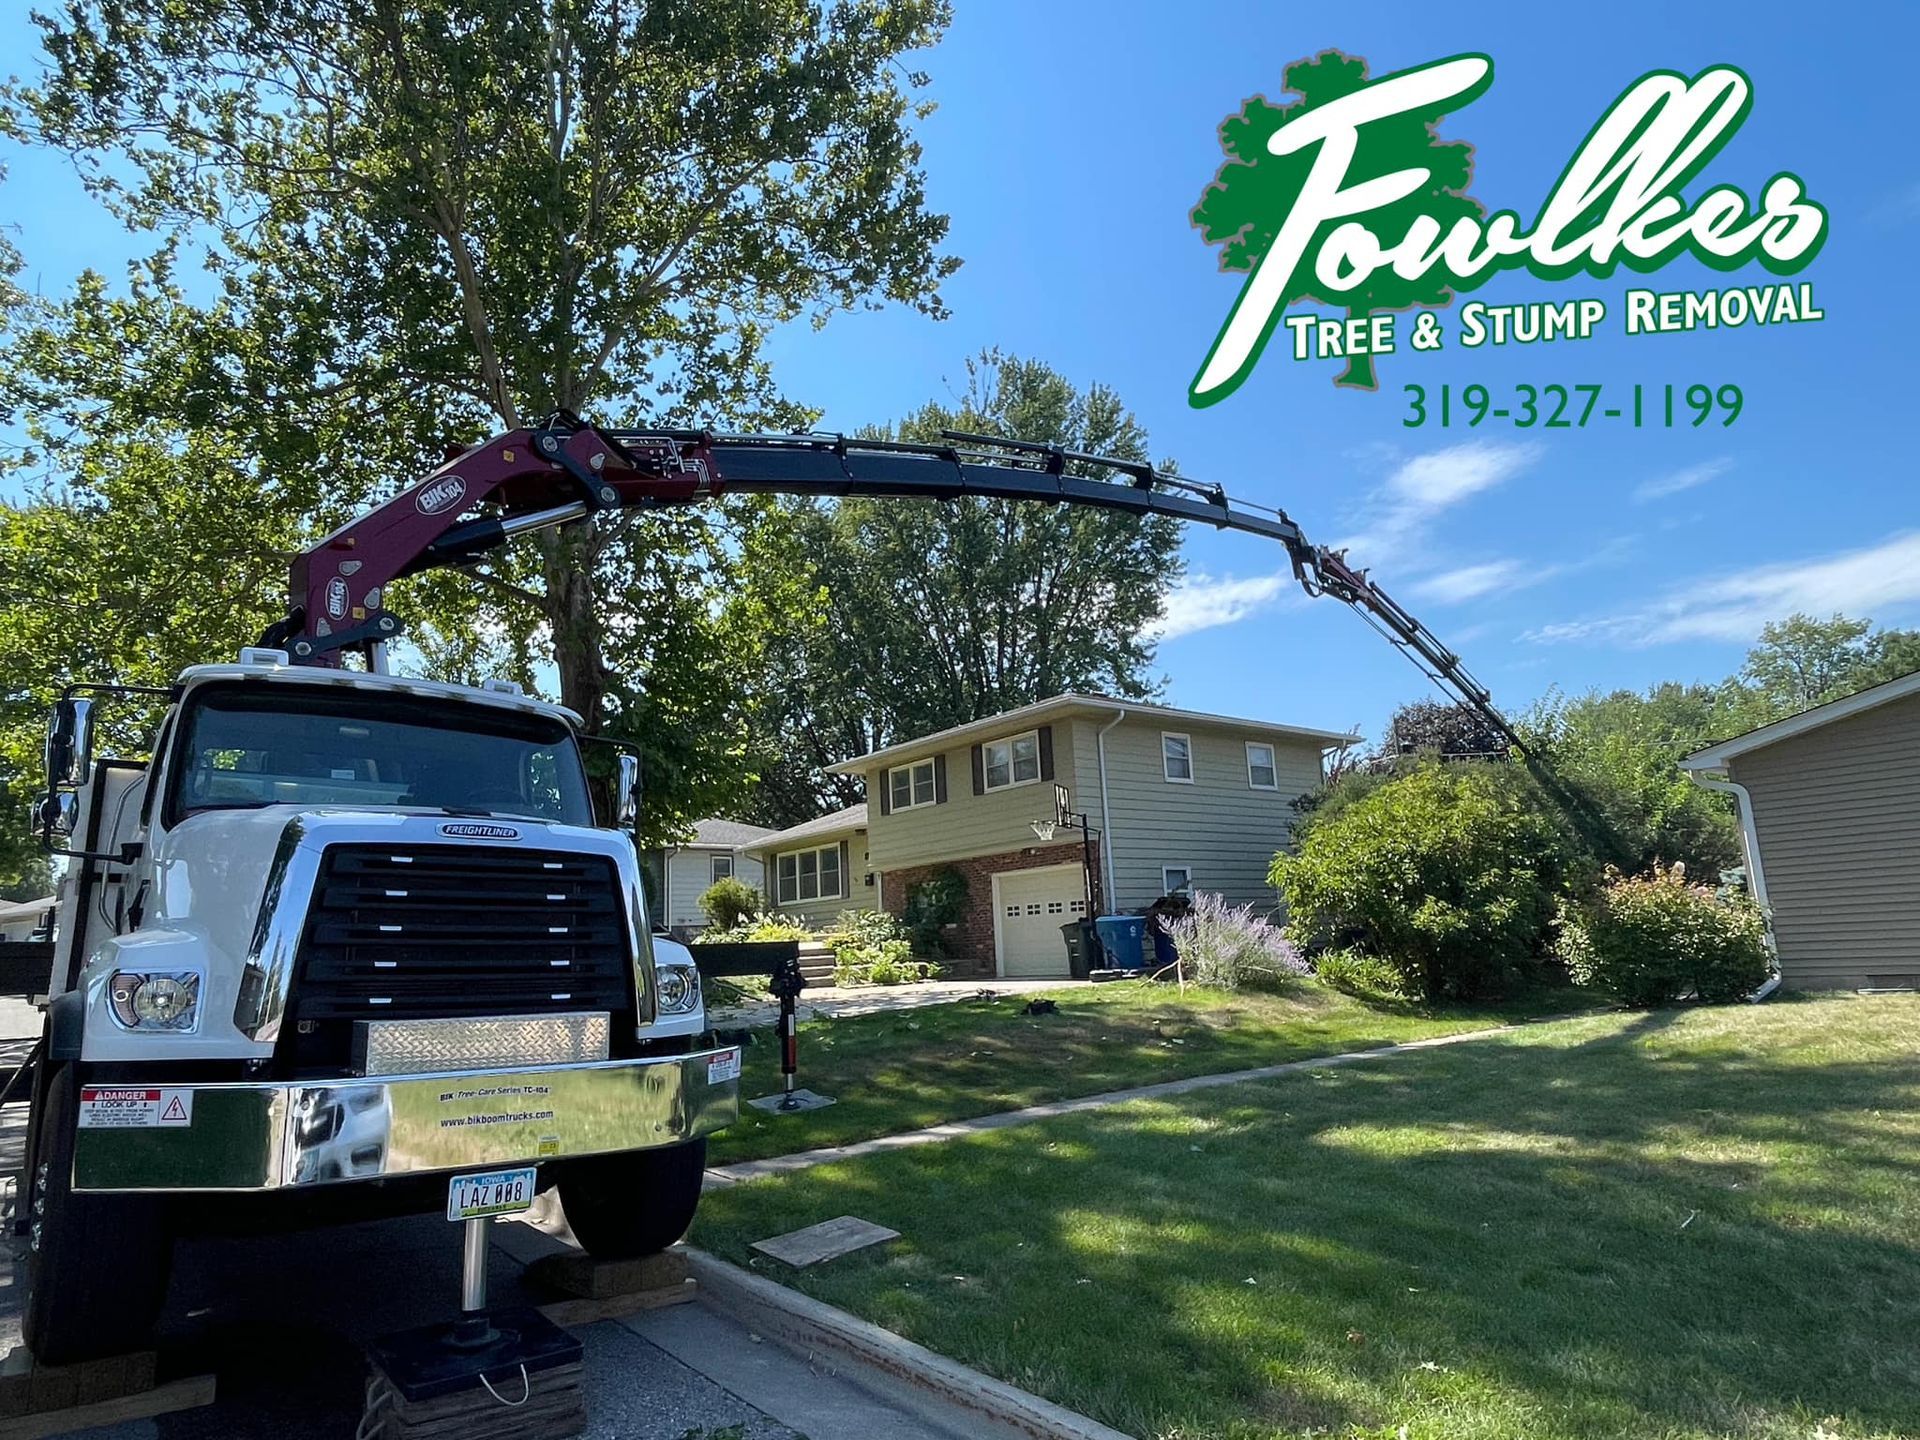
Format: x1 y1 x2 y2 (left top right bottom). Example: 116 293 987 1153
555 1138 707 1259
23 1067 175 1365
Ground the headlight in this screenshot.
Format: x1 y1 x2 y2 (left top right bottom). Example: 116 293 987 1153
655 963 701 1015
108 971 202 1033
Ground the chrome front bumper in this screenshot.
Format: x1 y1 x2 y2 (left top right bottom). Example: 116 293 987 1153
72 1046 741 1193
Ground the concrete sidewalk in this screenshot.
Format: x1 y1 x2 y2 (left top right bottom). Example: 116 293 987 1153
706 1021 1522 1187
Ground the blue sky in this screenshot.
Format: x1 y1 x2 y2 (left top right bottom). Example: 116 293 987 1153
5 2 1916 743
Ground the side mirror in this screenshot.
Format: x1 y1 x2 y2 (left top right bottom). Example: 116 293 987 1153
45 697 96 791
35 791 78 838
616 753 641 828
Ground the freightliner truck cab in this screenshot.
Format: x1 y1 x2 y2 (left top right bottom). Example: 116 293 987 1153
25 648 738 1363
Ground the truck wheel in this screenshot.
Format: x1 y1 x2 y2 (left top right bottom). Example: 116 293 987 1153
555 1138 707 1259
23 1067 175 1365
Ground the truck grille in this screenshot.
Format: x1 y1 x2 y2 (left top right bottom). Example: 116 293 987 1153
279 844 635 1072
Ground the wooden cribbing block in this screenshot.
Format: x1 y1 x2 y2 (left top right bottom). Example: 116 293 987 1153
0 1347 213 1439
526 1246 688 1301
366 1360 584 1440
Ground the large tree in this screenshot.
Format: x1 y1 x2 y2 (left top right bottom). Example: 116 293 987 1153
738 353 1184 825
1 0 957 846
1742 613 1920 715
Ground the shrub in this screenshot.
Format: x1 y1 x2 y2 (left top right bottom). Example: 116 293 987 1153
1164 891 1308 991
698 913 814 943
1273 760 1581 1001
1312 948 1413 1001
902 867 968 956
698 875 762 932
829 909 943 986
1558 863 1771 1006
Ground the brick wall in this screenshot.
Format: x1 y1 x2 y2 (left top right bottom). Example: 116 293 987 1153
882 840 1100 977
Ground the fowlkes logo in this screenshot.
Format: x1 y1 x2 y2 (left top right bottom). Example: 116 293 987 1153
1189 53 1826 404
439 821 521 841
415 474 469 516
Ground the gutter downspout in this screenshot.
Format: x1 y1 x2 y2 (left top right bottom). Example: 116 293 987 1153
1686 767 1783 1002
1095 708 1127 915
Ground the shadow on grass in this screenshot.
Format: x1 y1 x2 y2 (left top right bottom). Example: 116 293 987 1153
696 1000 1920 1440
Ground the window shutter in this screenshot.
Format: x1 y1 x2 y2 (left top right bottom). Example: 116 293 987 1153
1038 725 1055 781
838 840 850 898
933 754 948 803
970 744 985 795
877 769 890 816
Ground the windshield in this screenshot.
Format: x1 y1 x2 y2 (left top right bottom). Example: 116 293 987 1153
167 682 593 826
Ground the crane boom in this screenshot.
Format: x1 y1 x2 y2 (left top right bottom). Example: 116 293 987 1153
264 411 1602 841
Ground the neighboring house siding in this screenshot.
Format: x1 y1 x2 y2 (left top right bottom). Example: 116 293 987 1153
1730 692 1920 989
759 834 873 929
1100 719 1322 912
663 850 763 933
862 723 1081 871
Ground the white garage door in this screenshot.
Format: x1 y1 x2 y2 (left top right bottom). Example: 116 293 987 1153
994 865 1088 978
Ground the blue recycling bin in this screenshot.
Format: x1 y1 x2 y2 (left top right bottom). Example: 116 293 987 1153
1093 914 1147 970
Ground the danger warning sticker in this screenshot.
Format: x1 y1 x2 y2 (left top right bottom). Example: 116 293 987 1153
78 1087 194 1130
707 1049 741 1085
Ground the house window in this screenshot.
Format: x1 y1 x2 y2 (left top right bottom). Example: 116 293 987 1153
888 758 938 811
711 853 734 884
1162 866 1194 897
776 844 844 904
1246 742 1278 790
983 731 1041 791
1162 732 1194 783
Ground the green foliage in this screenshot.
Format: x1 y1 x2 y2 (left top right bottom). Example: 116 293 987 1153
1310 948 1414 1002
900 867 969 957
1522 683 1748 878
699 914 814 943
1 0 957 851
1558 864 1772 1007
736 353 1184 824
828 909 938 986
1274 761 1580 1000
1743 612 1920 713
697 876 761 933
1163 891 1308 992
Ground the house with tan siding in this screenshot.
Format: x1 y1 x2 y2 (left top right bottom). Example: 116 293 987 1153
1682 668 1920 991
740 804 873 932
817 694 1352 978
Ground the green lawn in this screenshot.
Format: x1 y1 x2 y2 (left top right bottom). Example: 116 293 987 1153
696 994 1920 1440
709 979 1589 1166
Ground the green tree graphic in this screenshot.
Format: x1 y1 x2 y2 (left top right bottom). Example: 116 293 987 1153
1192 51 1486 391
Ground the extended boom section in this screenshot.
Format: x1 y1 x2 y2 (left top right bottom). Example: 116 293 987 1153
268 413 1538 781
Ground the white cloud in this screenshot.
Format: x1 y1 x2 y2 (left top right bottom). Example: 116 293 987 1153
1155 441 1543 642
1410 560 1529 604
1338 440 1543 566
1524 530 1920 647
1632 457 1733 504
1154 572 1295 641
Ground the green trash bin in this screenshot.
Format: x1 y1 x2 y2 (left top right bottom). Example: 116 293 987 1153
1059 920 1096 980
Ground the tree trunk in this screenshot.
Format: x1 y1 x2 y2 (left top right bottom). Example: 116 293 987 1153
540 525 608 733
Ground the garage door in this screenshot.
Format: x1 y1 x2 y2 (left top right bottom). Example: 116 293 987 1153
995 865 1088 978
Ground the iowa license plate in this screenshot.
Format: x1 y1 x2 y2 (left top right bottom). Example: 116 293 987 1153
446 1165 536 1222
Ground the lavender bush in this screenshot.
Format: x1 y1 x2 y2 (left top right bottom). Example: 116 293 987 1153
1166 891 1310 991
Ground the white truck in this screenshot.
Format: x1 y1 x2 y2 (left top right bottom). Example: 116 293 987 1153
25 651 738 1363
18 409 1549 1369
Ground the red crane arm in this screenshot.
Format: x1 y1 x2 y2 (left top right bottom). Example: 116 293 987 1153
267 412 1514 762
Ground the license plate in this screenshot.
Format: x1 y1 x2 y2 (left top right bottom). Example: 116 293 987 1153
446 1165 537 1222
